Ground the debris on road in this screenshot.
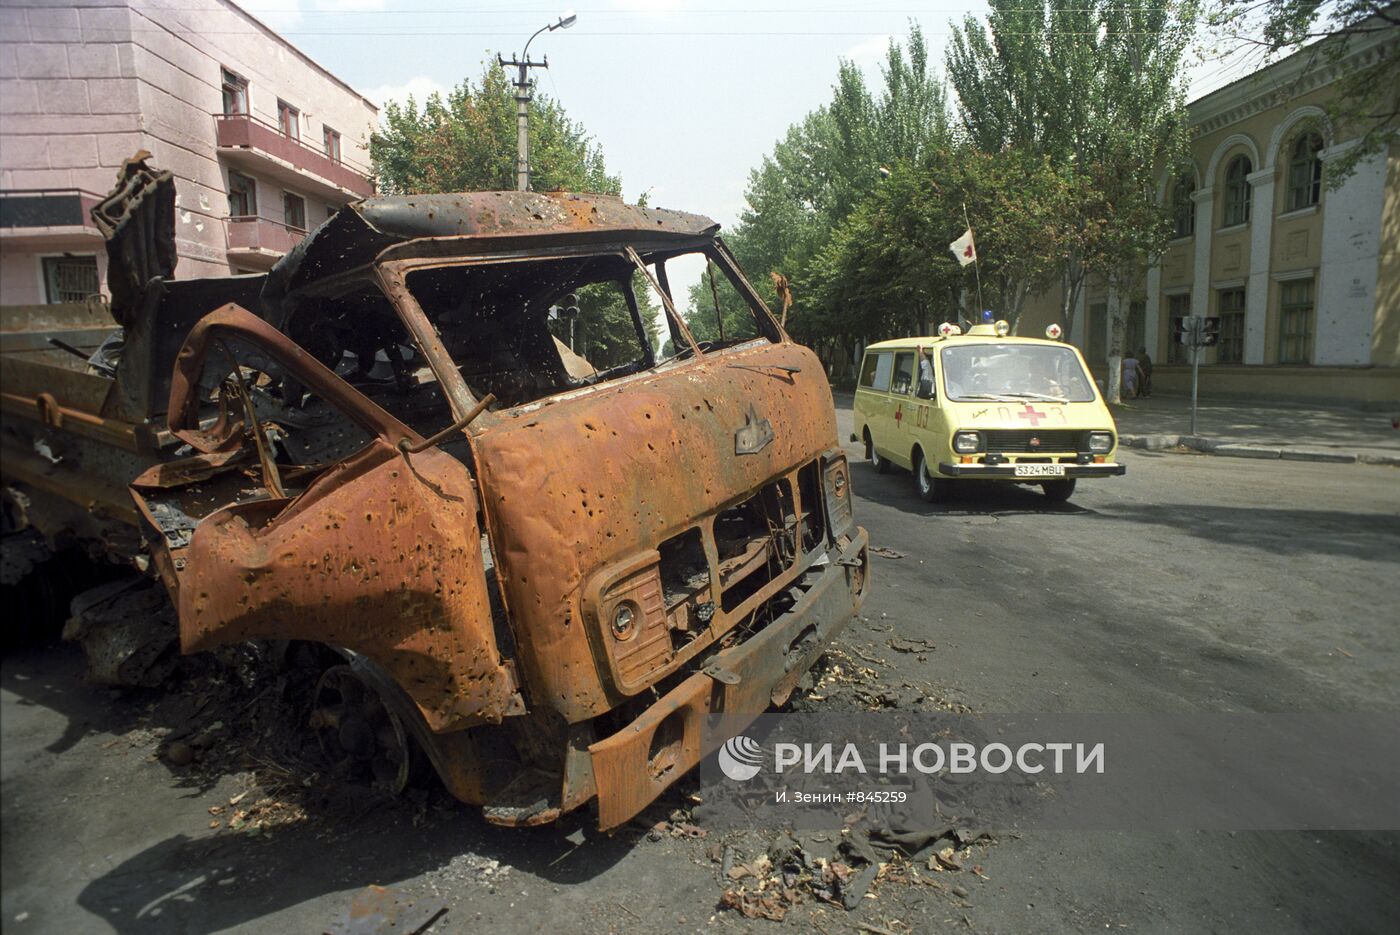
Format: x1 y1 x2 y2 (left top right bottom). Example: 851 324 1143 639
870 546 907 559
323 884 447 935
888 637 936 654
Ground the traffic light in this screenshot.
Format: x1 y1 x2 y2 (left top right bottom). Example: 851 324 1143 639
563 293 580 318
1172 316 1190 345
1201 316 1220 347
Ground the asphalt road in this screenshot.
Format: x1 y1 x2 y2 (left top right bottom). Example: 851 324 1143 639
2 399 1397 934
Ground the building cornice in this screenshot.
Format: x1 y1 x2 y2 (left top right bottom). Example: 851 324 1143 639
1189 25 1397 137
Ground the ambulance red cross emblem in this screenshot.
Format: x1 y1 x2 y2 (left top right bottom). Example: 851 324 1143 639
1016 404 1045 426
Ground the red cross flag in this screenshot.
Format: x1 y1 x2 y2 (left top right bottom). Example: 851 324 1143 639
949 229 976 267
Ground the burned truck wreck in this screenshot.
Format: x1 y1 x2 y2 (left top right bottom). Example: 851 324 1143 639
0 158 869 829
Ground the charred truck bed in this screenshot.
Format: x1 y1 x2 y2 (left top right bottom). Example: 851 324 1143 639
0 156 870 829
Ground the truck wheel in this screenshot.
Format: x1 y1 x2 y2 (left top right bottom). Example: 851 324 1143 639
913 450 947 503
865 430 889 474
310 665 419 795
1041 479 1077 503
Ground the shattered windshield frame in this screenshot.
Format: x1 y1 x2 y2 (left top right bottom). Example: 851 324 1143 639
374 240 784 420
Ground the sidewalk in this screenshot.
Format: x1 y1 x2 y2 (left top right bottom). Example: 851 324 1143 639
1111 394 1400 465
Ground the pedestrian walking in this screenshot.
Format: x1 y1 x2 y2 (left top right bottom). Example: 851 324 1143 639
1121 352 1145 399
1138 347 1153 398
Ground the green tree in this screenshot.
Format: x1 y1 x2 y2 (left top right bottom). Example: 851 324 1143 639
372 62 647 367
370 63 620 195
947 0 1197 402
705 25 954 374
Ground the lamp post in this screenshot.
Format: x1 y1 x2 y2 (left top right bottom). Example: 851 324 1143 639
498 10 577 192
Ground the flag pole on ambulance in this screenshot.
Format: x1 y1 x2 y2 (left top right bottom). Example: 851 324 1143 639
949 203 986 323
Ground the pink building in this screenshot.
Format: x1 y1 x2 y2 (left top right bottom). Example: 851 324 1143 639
0 0 377 304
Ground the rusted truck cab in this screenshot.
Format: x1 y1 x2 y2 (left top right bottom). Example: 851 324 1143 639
118 189 869 828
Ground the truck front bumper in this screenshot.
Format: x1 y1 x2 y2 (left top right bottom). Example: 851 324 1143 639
587 527 870 830
937 461 1126 478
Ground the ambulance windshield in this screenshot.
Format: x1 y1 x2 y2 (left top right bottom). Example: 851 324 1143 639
940 344 1096 403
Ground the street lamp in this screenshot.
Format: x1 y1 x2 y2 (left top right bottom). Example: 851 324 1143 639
498 10 577 192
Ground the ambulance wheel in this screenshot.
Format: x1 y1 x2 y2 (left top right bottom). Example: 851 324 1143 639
866 430 889 474
1041 479 1077 503
913 450 948 503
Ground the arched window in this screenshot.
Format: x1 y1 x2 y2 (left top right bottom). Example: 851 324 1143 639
1171 174 1195 238
1286 133 1323 211
1222 155 1252 227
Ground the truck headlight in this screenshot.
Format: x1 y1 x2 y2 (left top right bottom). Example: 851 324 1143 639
1087 431 1114 453
611 601 638 639
952 431 981 454
822 453 853 536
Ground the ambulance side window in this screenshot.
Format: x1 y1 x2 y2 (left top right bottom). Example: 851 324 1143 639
891 352 915 395
916 350 935 399
861 352 893 392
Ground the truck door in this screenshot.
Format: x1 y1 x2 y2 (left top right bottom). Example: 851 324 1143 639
129 303 521 733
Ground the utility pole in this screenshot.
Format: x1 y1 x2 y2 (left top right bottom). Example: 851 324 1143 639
498 11 576 193
496 52 545 191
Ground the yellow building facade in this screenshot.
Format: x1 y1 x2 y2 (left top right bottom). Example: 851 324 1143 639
1020 25 1400 407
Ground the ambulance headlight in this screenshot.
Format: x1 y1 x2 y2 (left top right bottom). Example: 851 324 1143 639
1087 431 1114 453
953 431 982 454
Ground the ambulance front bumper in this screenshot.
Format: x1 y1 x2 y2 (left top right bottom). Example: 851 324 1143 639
937 461 1126 478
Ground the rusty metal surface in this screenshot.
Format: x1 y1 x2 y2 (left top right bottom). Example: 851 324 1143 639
263 191 719 314
90 152 176 329
146 303 522 733
5 152 869 829
588 529 869 829
470 339 839 723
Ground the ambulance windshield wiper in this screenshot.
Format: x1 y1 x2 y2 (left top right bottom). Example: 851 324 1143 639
956 393 1021 402
1002 392 1068 404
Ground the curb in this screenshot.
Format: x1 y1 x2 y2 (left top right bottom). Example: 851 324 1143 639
1120 434 1396 466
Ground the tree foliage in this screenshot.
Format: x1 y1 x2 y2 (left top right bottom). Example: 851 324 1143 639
370 63 620 195
718 9 1197 402
1206 1 1399 183
947 0 1197 402
370 63 646 367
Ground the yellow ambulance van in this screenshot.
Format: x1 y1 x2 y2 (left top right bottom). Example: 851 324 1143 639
853 318 1125 503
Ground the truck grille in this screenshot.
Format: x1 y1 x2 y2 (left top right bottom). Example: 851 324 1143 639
983 429 1082 453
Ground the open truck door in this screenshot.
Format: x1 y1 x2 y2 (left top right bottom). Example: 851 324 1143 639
129 304 523 740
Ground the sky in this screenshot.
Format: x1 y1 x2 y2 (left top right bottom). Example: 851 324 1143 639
231 0 1269 311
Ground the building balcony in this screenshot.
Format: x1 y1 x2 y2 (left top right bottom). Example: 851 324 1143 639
225 215 307 268
0 189 104 248
215 113 375 202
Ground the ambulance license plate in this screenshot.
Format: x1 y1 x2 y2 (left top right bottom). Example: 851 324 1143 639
1014 464 1065 477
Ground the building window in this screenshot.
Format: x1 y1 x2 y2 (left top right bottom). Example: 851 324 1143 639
323 126 341 163
277 99 300 141
1171 174 1195 238
42 255 99 303
1222 155 1252 227
1286 134 1323 212
1279 279 1314 364
228 171 257 217
221 68 247 115
1216 288 1246 363
283 192 306 231
1166 294 1190 364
